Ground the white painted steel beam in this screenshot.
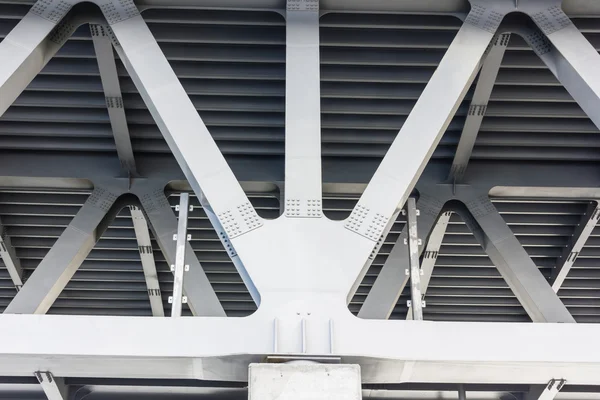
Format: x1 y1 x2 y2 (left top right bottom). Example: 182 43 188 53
448 33 510 182
283 1 322 218
456 195 575 323
90 24 137 175
129 205 164 317
406 211 452 319
406 198 424 320
346 3 510 257
35 371 67 400
0 0 77 117
4 186 122 314
134 186 225 316
171 193 190 317
526 379 566 400
0 216 23 291
551 201 600 292
518 2 600 131
1 314 600 384
359 194 444 319
350 209 401 305
99 0 263 249
199 192 260 305
513 23 600 131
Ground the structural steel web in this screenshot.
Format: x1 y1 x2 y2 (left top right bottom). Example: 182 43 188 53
2 0 600 399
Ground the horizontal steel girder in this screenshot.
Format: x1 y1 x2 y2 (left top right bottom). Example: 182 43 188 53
1 313 600 383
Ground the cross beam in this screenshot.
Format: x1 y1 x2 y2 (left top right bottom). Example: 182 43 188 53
0 216 23 291
35 371 67 400
406 211 452 319
359 194 445 319
129 205 165 317
551 201 600 292
90 24 137 176
105 0 261 251
448 34 510 182
133 185 225 316
4 185 123 314
454 195 575 323
0 314 599 384
0 2 80 117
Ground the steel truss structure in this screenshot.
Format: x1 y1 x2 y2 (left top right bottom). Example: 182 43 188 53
2 0 600 398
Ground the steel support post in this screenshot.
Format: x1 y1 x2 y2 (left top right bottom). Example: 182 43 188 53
0 216 23 291
407 211 452 319
448 33 510 182
35 371 67 400
96 0 263 248
455 195 575 323
551 201 600 292
283 0 322 217
90 24 137 176
345 3 509 258
129 205 164 317
134 185 225 317
0 0 78 117
526 379 566 400
518 1 600 131
170 193 190 317
406 198 424 320
359 194 444 319
4 185 122 314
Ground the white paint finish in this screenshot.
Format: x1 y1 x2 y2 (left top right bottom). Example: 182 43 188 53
104 9 261 247
2 314 600 383
249 363 361 400
0 216 23 290
349 21 496 257
134 186 225 317
284 8 322 214
4 186 122 315
130 206 164 317
35 371 67 400
0 12 64 116
171 193 190 317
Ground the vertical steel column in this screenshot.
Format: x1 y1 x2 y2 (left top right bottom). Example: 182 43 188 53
407 211 452 319
171 193 190 317
134 186 225 317
283 0 322 217
406 198 424 320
